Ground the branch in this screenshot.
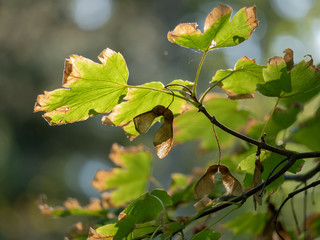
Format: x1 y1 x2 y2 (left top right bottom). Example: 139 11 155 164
196 154 299 219
274 180 320 240
284 162 320 182
198 105 293 157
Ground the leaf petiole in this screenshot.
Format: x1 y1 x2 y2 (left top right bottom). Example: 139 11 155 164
192 51 208 98
199 71 234 104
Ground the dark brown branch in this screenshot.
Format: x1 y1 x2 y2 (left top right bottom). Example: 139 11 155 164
198 105 294 157
284 162 320 182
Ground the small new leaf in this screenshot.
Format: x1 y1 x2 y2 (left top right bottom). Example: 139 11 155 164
34 48 128 125
167 4 258 51
91 144 152 206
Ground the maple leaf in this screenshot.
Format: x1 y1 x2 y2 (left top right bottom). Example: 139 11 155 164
167 4 258 51
34 48 128 125
91 144 152 207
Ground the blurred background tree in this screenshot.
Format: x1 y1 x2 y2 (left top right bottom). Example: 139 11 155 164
0 0 319 239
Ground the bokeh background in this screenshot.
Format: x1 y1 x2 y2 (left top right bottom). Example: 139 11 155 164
0 0 319 239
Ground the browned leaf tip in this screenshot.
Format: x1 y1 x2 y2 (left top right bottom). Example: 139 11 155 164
62 55 83 88
219 164 243 196
87 227 109 240
98 48 116 65
283 48 294 71
167 23 201 43
91 169 113 192
204 4 232 31
268 56 285 66
153 108 174 159
193 164 219 199
109 143 147 166
34 91 51 112
244 6 258 30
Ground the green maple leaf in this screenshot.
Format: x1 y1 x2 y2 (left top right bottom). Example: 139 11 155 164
34 48 129 125
211 56 265 99
167 4 258 51
257 49 320 98
96 189 172 240
91 144 152 207
104 80 193 138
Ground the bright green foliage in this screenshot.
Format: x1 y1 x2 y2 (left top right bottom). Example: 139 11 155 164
107 80 193 137
225 212 268 235
92 144 153 206
34 3 320 240
167 5 258 51
211 57 264 97
96 190 172 239
257 57 320 98
190 230 221 240
174 96 249 150
34 49 128 125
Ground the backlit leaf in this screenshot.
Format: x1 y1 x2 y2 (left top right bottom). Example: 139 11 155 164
257 50 320 98
34 49 128 125
105 80 192 138
91 144 152 207
211 57 265 99
168 4 258 51
174 94 249 151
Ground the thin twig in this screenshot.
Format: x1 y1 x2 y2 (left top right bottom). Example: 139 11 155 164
274 180 320 240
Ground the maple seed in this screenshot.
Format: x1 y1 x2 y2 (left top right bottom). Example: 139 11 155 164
194 165 218 199
219 164 243 196
133 106 174 158
194 164 243 199
153 108 174 159
134 105 166 134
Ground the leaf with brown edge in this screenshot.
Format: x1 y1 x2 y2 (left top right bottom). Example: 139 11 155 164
105 80 192 139
134 105 166 134
153 108 174 159
211 56 265 99
91 144 153 207
34 48 128 125
87 227 110 240
194 164 219 199
253 159 264 208
167 4 258 51
219 164 243 196
38 196 106 217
